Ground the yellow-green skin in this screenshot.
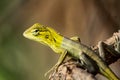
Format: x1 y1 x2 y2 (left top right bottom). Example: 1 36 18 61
23 23 63 53
23 23 119 80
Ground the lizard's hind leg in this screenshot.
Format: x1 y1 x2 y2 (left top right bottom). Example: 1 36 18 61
114 35 120 53
98 41 106 61
98 41 120 60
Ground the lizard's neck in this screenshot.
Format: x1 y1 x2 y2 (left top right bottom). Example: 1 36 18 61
60 37 81 58
49 33 64 53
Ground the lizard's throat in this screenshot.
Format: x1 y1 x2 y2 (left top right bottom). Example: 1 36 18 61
48 34 64 53
52 34 64 47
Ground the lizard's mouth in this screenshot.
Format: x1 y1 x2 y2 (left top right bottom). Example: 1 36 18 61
23 28 34 40
23 29 29 38
23 24 35 39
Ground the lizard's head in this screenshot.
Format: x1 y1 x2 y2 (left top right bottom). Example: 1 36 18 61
23 23 63 52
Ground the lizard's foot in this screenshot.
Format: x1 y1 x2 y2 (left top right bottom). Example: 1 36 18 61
70 36 81 42
44 63 60 77
45 50 68 77
114 34 120 53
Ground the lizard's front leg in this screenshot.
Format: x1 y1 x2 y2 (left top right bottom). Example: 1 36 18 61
45 50 67 76
45 37 80 77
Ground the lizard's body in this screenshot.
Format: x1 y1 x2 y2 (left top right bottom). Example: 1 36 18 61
23 23 119 80
62 37 119 80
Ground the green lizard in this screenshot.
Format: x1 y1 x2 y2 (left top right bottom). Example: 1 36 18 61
23 23 120 80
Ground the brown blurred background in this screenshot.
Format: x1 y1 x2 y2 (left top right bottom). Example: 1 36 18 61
0 0 120 80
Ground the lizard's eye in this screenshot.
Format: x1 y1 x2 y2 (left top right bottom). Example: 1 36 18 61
32 29 40 36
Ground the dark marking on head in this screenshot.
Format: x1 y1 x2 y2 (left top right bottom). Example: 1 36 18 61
45 35 49 39
53 38 56 42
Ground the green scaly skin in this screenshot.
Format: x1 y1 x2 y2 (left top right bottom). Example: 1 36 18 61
23 23 119 80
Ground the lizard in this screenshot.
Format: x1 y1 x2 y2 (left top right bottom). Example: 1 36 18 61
23 23 120 80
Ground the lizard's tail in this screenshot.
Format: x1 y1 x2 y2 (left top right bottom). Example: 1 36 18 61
100 67 120 80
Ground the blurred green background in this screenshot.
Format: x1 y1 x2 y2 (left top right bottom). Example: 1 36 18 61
0 0 120 80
